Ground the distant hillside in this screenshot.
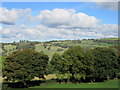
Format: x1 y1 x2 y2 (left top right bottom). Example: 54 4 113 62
0 38 119 58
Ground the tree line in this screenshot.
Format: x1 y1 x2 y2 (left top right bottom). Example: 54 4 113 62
2 46 120 88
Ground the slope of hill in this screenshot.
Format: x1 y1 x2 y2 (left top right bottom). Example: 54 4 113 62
1 38 119 58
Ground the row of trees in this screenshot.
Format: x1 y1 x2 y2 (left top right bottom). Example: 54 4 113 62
2 46 120 88
50 46 120 83
93 39 120 45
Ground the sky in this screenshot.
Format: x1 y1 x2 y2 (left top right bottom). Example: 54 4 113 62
0 2 118 42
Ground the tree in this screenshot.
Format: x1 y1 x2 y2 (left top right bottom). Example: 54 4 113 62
47 47 51 50
3 49 49 87
51 46 94 83
51 53 62 74
91 47 119 81
110 45 120 79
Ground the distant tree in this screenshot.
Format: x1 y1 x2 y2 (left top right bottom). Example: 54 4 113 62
91 47 119 81
44 43 47 48
48 47 51 50
3 49 49 87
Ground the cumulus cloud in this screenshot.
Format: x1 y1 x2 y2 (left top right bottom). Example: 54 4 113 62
38 8 99 28
1 24 118 42
0 7 118 42
0 7 31 25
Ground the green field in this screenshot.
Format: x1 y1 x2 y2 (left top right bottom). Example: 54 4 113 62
4 44 16 51
30 79 119 88
35 43 67 58
2 38 118 57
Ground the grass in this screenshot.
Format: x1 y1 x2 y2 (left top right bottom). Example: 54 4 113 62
35 44 67 57
0 56 5 63
4 44 16 51
2 39 113 57
100 38 118 40
99 43 113 47
2 38 116 57
30 79 119 88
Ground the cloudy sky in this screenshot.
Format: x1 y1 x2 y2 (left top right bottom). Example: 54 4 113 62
0 2 118 42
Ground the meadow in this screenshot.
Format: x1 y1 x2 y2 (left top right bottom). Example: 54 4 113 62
30 79 119 88
2 38 118 57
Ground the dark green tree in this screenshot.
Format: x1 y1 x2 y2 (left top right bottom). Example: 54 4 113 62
3 49 49 87
51 53 62 74
91 47 119 81
51 46 94 83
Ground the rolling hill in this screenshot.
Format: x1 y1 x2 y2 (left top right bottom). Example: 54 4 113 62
0 38 119 58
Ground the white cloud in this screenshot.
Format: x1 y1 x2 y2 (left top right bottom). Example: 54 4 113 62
0 7 31 25
1 24 118 42
39 8 99 28
0 7 118 42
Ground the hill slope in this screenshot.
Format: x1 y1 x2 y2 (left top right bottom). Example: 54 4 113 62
1 38 119 57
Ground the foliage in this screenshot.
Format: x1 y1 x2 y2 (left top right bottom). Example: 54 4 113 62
93 39 119 45
91 47 119 81
3 49 49 87
51 53 62 73
51 46 94 82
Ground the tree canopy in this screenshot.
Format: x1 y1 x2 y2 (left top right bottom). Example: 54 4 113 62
3 49 49 87
91 47 119 81
51 46 94 82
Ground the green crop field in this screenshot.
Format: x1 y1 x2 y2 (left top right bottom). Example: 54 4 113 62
30 79 119 88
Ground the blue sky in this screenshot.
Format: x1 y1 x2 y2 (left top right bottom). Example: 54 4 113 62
0 2 118 42
2 2 118 24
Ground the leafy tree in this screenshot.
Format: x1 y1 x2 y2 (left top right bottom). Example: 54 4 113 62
110 45 120 78
46 61 54 75
51 53 62 74
51 46 94 83
3 49 49 87
91 47 119 81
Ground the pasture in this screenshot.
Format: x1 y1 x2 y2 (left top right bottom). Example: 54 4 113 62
35 43 67 57
30 79 119 88
4 45 16 51
2 38 118 57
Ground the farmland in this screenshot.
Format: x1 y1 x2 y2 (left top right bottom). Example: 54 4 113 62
1 38 119 58
1 38 120 89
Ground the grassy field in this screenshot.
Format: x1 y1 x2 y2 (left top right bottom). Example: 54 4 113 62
30 79 119 88
4 45 16 51
42 40 112 57
2 38 118 57
35 43 67 57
